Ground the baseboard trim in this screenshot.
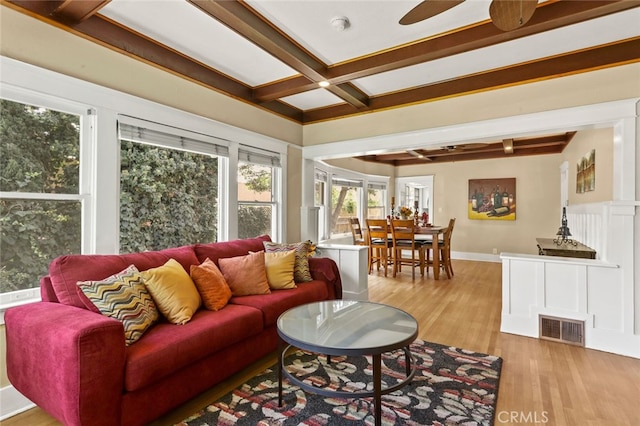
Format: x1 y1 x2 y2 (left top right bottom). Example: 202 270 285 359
0 385 35 421
451 251 501 263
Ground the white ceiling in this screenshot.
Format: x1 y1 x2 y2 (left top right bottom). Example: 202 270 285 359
97 0 640 111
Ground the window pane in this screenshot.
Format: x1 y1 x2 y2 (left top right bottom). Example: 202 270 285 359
238 163 272 202
330 184 361 237
367 187 386 219
238 205 272 239
314 181 324 205
0 199 81 293
238 162 276 239
0 99 80 194
119 140 218 252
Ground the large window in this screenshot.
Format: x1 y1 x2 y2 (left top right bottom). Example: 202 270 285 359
237 146 281 239
118 119 225 252
0 98 86 295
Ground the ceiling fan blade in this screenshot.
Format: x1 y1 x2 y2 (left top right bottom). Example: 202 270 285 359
399 0 465 25
489 0 538 32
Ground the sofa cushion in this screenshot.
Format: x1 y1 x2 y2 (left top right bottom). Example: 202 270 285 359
264 249 296 289
229 280 329 327
77 265 159 345
194 234 272 265
48 245 199 310
190 258 232 311
141 259 202 325
263 241 313 283
218 251 271 296
123 304 264 392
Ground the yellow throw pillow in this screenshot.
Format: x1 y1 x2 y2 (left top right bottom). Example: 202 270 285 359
141 259 201 325
218 251 271 296
264 249 297 289
190 258 232 311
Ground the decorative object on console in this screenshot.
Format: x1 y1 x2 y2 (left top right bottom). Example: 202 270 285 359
553 207 577 246
468 177 516 221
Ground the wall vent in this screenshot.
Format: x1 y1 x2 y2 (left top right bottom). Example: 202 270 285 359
539 315 585 346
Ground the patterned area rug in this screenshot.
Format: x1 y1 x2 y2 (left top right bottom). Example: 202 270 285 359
178 339 502 425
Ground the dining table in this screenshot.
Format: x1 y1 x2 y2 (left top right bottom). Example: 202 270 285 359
413 225 447 280
367 222 448 280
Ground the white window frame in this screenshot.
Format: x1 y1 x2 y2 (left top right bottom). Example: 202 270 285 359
0 56 288 316
314 161 389 242
0 87 95 311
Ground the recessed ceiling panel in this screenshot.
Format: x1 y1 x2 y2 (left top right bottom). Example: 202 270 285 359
280 88 346 111
246 0 492 65
99 0 298 86
353 10 640 96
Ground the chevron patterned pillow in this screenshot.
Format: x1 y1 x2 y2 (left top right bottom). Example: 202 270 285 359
78 265 159 345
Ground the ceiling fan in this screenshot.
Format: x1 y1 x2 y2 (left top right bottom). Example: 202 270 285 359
399 0 538 32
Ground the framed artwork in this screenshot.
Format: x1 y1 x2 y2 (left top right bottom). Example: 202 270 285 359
468 178 516 220
576 149 595 193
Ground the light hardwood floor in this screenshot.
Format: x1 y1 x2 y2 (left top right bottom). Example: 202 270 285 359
5 260 640 425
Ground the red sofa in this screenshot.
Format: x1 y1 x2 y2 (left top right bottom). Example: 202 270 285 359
5 235 342 426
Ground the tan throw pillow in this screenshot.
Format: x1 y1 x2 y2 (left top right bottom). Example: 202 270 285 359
218 251 271 296
263 241 313 282
264 249 297 289
77 265 159 346
140 259 201 325
190 258 232 311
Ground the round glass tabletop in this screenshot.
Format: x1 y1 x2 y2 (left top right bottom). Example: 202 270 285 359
277 300 418 355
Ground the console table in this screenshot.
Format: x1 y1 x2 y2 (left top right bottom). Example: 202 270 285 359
536 237 596 259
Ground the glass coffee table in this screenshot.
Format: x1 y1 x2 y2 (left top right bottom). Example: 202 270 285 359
277 300 419 426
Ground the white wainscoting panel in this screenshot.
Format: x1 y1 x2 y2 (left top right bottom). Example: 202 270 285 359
316 244 368 301
500 252 639 358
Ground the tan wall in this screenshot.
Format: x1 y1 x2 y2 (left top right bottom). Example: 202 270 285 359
328 127 615 256
563 128 614 205
303 63 640 145
286 146 303 243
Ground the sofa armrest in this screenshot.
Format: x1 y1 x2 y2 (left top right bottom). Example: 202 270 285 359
308 257 343 299
5 302 126 426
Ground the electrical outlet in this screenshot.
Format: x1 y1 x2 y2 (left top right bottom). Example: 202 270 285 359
492 248 498 255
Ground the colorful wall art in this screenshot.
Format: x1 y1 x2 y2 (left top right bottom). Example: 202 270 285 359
468 178 516 221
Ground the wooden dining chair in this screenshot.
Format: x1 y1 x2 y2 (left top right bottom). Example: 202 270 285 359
365 219 392 276
441 217 456 277
348 217 366 246
390 219 425 279
423 217 456 279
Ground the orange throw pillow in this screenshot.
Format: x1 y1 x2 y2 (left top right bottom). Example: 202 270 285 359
218 251 271 296
190 258 232 311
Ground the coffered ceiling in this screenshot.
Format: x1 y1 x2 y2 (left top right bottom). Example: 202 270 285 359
3 0 639 165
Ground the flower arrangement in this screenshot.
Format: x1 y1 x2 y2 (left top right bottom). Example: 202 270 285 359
399 206 413 217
